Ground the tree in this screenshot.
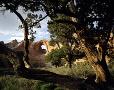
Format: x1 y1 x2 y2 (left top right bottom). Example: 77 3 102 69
0 42 88 90
0 0 48 68
0 1 86 90
48 15 85 68
19 12 44 42
45 48 66 67
42 0 114 86
0 0 114 89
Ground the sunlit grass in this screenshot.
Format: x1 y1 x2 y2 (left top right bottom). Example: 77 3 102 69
43 61 95 78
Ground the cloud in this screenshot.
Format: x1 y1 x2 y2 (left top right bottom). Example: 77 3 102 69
10 32 24 37
9 36 24 42
37 30 49 35
9 31 24 42
0 32 4 35
0 12 50 42
0 31 9 35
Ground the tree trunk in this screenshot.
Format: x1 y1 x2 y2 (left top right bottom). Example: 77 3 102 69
79 39 111 85
96 44 112 83
68 60 72 68
23 21 31 67
12 10 31 67
67 52 73 68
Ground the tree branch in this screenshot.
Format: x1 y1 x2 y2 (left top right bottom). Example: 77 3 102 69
30 14 48 28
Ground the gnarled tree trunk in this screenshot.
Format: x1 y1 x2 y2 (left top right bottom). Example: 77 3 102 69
79 39 111 85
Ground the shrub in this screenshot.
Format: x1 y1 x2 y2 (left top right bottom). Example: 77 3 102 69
45 48 66 67
0 76 63 90
54 87 64 90
41 83 56 90
35 81 46 90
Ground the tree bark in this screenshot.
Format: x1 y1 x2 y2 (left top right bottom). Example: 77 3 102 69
68 60 72 68
68 53 73 68
97 43 112 83
12 10 31 68
79 38 111 85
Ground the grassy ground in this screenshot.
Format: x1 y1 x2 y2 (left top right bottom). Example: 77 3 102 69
0 76 64 90
0 60 114 90
0 61 94 90
43 61 95 78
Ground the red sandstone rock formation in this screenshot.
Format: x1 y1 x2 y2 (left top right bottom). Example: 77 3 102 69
14 40 47 68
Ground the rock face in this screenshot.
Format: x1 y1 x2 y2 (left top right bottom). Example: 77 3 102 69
0 39 57 68
41 40 59 54
6 39 18 49
14 40 47 68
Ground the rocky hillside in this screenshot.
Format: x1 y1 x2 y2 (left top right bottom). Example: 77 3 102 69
6 39 19 49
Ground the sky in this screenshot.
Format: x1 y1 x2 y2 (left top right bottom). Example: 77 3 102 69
0 9 50 43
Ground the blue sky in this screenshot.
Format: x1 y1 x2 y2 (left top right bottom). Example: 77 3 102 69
0 9 50 43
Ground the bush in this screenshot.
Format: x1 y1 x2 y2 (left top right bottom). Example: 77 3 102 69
35 81 47 90
45 48 66 67
0 76 38 90
0 76 64 90
41 83 56 90
54 87 64 90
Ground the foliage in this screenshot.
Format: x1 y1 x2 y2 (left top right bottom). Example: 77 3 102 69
45 47 67 67
45 46 85 67
0 0 114 87
40 83 56 90
54 87 64 90
48 15 76 45
0 0 48 68
48 15 85 68
19 13 42 42
0 76 63 90
44 0 114 84
0 76 37 90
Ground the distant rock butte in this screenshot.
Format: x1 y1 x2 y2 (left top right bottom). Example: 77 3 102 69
13 40 57 68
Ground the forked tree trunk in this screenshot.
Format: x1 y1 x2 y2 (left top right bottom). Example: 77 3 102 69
79 39 111 85
97 44 112 83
